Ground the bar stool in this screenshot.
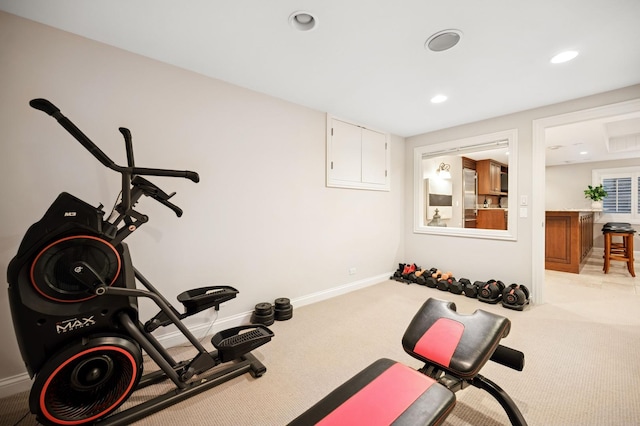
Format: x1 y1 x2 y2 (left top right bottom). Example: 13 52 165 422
602 222 636 277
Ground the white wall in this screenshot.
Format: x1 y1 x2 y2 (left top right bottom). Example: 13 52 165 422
546 158 640 211
0 12 405 386
546 158 640 249
404 86 640 295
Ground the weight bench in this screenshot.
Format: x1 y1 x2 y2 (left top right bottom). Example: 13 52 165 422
289 298 527 425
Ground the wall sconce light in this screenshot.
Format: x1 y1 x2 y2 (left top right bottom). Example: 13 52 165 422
436 162 451 179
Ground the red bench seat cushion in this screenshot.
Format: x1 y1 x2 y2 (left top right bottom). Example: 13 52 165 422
288 358 455 426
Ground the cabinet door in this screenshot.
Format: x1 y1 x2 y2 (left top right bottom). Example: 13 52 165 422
476 160 492 194
361 128 387 184
327 116 390 191
477 209 507 229
477 160 505 195
490 162 501 193
329 119 361 183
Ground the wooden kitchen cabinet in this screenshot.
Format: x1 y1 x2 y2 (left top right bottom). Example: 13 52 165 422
477 159 507 195
476 209 507 230
545 211 594 273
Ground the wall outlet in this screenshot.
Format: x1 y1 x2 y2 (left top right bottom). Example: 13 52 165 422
349 267 357 275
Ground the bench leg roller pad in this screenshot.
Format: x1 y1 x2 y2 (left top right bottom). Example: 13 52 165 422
288 358 455 426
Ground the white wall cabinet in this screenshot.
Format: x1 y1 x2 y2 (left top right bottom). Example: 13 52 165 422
326 116 390 191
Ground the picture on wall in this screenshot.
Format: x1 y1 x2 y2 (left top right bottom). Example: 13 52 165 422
425 178 453 220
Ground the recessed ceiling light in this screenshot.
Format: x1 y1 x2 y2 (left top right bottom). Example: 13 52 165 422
289 11 317 31
425 30 463 52
430 94 448 104
580 151 588 155
550 50 579 64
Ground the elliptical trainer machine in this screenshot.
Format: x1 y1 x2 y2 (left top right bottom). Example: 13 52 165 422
7 99 274 425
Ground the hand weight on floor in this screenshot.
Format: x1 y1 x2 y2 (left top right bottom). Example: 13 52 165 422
252 302 275 325
274 297 293 321
501 284 530 311
478 279 505 304
459 279 478 298
449 279 464 295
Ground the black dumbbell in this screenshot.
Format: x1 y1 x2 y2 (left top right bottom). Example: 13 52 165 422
478 279 505 304
449 279 464 295
462 279 478 298
391 263 405 280
501 284 530 311
425 276 438 288
436 278 449 291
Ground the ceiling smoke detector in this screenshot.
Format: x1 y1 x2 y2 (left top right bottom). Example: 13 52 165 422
289 11 317 31
425 29 463 52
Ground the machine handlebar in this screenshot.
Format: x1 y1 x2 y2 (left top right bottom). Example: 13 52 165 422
29 98 60 116
29 98 199 217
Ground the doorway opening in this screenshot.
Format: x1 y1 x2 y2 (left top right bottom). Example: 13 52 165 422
532 98 640 304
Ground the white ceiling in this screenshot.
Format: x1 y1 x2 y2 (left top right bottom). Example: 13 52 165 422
2 0 640 165
545 112 640 166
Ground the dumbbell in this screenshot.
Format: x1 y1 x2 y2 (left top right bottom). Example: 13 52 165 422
435 273 450 291
436 273 455 292
478 279 505 304
412 269 428 285
501 284 530 311
425 276 438 288
391 263 406 280
401 263 419 283
461 279 479 298
449 279 464 295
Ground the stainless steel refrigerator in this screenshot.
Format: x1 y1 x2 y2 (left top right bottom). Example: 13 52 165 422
463 168 477 228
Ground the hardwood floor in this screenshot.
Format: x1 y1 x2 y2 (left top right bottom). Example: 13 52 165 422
545 248 639 295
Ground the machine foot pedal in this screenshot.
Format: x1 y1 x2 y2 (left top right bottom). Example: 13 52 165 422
178 286 238 314
212 325 274 363
145 286 239 332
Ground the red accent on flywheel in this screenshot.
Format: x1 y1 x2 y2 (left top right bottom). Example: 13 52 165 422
39 345 138 425
30 235 121 303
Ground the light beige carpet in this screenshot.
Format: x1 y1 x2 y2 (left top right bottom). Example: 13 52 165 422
2 270 639 425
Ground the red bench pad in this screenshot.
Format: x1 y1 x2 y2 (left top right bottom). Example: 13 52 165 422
402 298 511 379
288 358 455 426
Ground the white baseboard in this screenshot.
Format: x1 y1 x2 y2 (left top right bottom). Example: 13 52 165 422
0 372 31 399
0 272 391 399
291 272 391 308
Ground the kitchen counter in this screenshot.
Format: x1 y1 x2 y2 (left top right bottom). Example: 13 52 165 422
560 208 603 212
545 211 594 273
477 208 508 230
477 206 508 210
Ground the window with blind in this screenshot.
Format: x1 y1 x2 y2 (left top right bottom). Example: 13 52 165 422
593 167 640 223
603 177 632 213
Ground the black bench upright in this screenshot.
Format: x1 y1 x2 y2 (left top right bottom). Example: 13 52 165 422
289 298 527 426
